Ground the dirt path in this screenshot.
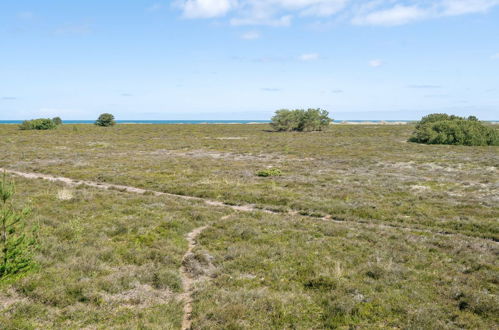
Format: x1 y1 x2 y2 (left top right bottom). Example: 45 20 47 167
0 168 268 214
180 226 208 330
1 168 496 243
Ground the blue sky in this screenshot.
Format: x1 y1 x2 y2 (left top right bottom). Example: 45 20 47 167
1 0 498 120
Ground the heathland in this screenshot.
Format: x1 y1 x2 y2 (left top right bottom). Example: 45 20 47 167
0 123 497 328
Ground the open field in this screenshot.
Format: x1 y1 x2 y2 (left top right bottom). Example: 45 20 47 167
0 124 498 328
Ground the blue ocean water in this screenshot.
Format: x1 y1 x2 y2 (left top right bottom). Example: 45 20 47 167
0 120 417 124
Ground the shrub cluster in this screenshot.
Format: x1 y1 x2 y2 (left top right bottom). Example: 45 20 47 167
95 113 116 127
19 118 58 130
256 168 282 177
270 108 332 132
409 114 498 146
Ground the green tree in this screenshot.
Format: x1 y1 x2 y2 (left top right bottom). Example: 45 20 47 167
95 113 116 127
409 114 499 146
52 117 63 126
271 108 332 132
0 174 37 279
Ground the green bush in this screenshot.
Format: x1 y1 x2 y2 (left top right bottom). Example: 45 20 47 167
19 118 57 130
271 108 332 132
0 174 37 279
256 168 282 177
52 117 63 126
95 113 116 127
409 114 498 146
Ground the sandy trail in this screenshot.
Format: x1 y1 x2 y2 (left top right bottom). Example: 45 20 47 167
1 168 496 243
0 168 266 213
180 226 207 330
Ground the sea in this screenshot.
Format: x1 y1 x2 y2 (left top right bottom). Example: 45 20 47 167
0 120 419 124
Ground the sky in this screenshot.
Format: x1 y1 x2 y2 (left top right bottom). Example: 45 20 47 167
0 0 498 120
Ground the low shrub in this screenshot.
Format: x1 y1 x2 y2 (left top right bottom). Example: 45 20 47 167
271 108 332 132
95 113 116 127
52 117 63 126
256 168 282 177
409 114 498 146
19 118 57 130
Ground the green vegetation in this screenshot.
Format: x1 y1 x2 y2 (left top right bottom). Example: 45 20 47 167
409 113 499 146
0 174 37 279
52 117 63 126
270 108 331 131
19 118 57 131
0 123 497 328
256 168 282 177
95 113 116 127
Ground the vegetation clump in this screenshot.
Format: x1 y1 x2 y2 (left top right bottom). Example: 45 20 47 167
52 117 63 126
271 108 332 132
409 114 498 146
19 118 57 130
256 168 282 177
95 113 116 127
0 174 37 279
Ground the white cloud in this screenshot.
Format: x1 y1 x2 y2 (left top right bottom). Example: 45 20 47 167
299 53 320 61
492 53 499 59
177 0 233 18
240 31 261 39
352 0 499 26
175 0 499 26
231 15 292 27
369 59 383 67
441 0 499 16
352 5 429 26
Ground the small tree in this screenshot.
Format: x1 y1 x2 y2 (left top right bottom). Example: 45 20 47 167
0 174 37 279
95 113 116 127
270 108 332 132
52 117 63 126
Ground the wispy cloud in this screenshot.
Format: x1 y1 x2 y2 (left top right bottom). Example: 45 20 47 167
261 87 281 92
369 59 383 67
352 5 428 26
54 24 92 36
121 93 133 97
17 11 34 20
231 15 292 27
492 53 499 59
174 0 499 26
352 0 499 26
1 96 17 100
407 84 442 89
332 89 343 93
146 3 164 12
176 0 233 18
299 53 320 61
240 31 260 40
424 94 449 98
